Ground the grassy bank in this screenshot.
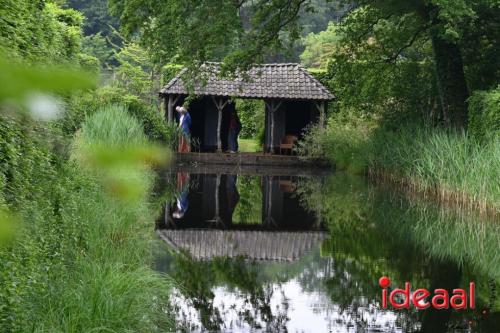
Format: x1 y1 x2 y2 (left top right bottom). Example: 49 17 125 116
0 106 173 332
300 117 500 214
238 138 260 152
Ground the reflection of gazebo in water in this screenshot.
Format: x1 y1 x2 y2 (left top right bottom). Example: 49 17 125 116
159 63 334 153
157 173 328 261
157 229 327 262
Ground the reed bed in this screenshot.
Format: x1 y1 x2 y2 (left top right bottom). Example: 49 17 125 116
303 121 499 215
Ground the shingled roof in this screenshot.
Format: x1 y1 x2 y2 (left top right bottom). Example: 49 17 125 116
160 63 334 101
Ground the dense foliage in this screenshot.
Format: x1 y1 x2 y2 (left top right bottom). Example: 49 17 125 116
112 0 500 130
0 0 98 67
300 22 342 68
0 0 499 330
0 1 175 331
468 86 500 140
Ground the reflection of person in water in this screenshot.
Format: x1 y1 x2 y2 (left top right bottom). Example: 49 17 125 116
220 174 239 224
173 171 190 219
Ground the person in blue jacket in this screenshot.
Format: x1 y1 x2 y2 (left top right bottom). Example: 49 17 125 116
176 106 191 152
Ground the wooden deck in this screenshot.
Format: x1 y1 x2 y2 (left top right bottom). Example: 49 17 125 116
174 152 331 168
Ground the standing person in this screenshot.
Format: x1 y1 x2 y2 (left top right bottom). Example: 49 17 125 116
227 110 242 153
176 106 191 153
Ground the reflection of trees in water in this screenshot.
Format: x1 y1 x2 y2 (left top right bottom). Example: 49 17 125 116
233 175 262 225
297 172 500 331
170 254 291 331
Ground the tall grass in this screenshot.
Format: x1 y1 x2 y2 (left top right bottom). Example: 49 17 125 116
302 118 500 213
0 105 173 332
77 104 147 147
44 105 172 332
369 128 500 213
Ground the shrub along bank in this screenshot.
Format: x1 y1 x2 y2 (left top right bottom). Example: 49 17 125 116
62 86 179 146
0 106 172 332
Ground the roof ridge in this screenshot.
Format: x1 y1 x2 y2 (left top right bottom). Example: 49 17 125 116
200 61 301 67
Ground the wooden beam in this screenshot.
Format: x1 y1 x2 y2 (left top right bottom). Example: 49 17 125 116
323 102 328 128
264 100 282 154
167 95 173 123
167 95 181 123
212 96 229 152
164 96 169 122
263 176 276 226
315 101 325 128
206 173 223 225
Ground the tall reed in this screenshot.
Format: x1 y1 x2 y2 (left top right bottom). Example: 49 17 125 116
303 120 500 214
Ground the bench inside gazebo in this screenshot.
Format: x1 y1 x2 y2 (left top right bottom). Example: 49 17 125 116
159 63 334 155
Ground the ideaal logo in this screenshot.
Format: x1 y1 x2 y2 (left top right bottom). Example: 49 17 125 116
379 276 475 310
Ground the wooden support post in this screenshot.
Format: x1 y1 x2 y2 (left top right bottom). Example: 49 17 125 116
324 102 328 127
167 95 181 123
206 173 223 225
163 96 167 118
167 96 173 123
212 96 229 153
217 106 222 152
315 101 326 128
264 100 282 154
263 176 276 227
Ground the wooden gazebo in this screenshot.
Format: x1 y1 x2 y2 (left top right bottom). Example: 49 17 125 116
159 63 334 153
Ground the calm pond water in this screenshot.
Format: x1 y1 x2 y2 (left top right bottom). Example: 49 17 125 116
154 167 500 333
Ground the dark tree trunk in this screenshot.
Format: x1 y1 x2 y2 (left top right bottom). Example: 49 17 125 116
429 29 469 129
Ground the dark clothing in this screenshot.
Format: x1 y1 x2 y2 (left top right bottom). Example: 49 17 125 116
228 130 238 152
227 113 241 151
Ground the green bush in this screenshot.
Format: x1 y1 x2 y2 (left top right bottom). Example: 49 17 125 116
63 86 177 145
297 114 376 174
235 99 265 139
468 86 500 140
77 53 100 74
126 98 178 144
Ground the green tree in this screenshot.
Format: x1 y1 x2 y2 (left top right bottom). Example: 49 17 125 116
328 0 499 128
66 0 119 38
111 0 500 130
82 33 114 68
114 42 160 103
300 22 342 68
0 1 85 63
